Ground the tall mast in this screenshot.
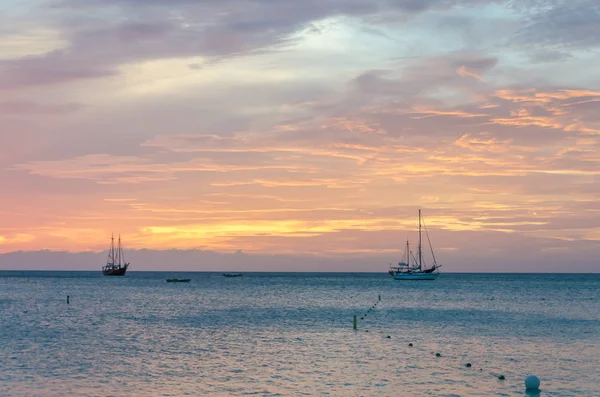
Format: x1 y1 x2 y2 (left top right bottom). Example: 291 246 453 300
406 239 410 267
117 235 121 266
418 209 422 271
110 233 115 264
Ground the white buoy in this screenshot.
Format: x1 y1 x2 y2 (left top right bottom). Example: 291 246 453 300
525 375 540 390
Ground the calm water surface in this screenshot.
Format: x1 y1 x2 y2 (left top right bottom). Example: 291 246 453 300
1 272 598 396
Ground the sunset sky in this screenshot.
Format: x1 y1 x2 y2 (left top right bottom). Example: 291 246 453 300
1 0 599 271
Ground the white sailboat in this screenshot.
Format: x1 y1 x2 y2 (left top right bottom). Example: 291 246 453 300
388 209 441 280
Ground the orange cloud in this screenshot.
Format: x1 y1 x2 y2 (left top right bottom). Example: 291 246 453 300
456 65 482 80
0 233 36 245
493 89 600 104
408 108 488 119
487 115 563 129
11 154 175 184
322 117 386 135
455 132 511 152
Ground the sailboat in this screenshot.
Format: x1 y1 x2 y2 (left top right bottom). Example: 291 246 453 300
102 234 130 276
388 209 441 280
223 273 243 278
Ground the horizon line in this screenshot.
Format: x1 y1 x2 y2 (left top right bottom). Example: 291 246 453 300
1 270 599 274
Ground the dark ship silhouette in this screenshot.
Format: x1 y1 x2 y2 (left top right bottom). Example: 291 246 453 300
102 234 129 276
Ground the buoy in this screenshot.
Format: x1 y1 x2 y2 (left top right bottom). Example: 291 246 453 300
498 375 506 380
435 353 441 357
408 343 413 347
386 335 391 339
466 363 472 368
525 375 540 390
67 295 70 304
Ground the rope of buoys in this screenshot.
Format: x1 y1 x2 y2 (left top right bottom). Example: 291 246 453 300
353 295 382 331
351 297 538 392
378 341 518 385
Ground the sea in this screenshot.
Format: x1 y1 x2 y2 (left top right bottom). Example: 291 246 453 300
0 272 598 397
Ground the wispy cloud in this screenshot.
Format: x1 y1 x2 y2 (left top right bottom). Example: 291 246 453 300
1 0 600 271
0 101 83 114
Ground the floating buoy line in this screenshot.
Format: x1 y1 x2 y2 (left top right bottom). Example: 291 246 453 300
351 294 540 392
352 295 381 331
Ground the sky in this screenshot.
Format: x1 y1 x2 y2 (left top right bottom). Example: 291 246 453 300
1 0 599 272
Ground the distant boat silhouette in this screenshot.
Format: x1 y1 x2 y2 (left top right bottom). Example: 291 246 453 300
166 278 191 283
102 234 129 276
388 209 441 280
223 273 243 277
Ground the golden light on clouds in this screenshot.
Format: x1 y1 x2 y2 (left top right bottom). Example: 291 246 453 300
0 28 67 60
2 0 600 271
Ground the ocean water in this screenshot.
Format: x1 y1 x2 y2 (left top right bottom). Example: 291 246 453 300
0 272 598 397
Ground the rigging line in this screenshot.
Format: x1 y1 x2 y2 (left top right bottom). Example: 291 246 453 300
121 238 126 265
421 215 438 266
410 251 419 267
401 241 409 263
108 234 115 265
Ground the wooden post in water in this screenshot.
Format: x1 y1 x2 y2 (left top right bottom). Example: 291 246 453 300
67 295 70 304
353 315 357 330
378 295 381 301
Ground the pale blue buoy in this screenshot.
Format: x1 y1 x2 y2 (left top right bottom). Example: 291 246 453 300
525 375 540 390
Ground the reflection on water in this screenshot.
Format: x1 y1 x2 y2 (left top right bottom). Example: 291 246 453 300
1 272 598 396
526 389 542 396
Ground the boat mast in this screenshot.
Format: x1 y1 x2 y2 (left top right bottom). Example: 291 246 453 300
117 235 121 267
110 233 115 265
406 239 410 268
422 216 438 270
418 209 422 271
121 238 126 266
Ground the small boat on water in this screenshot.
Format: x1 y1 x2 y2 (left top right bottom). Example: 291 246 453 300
102 234 129 276
166 278 191 283
223 273 243 278
388 209 441 281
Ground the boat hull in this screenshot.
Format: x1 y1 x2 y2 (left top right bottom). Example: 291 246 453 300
103 266 128 276
393 272 439 280
166 279 191 283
